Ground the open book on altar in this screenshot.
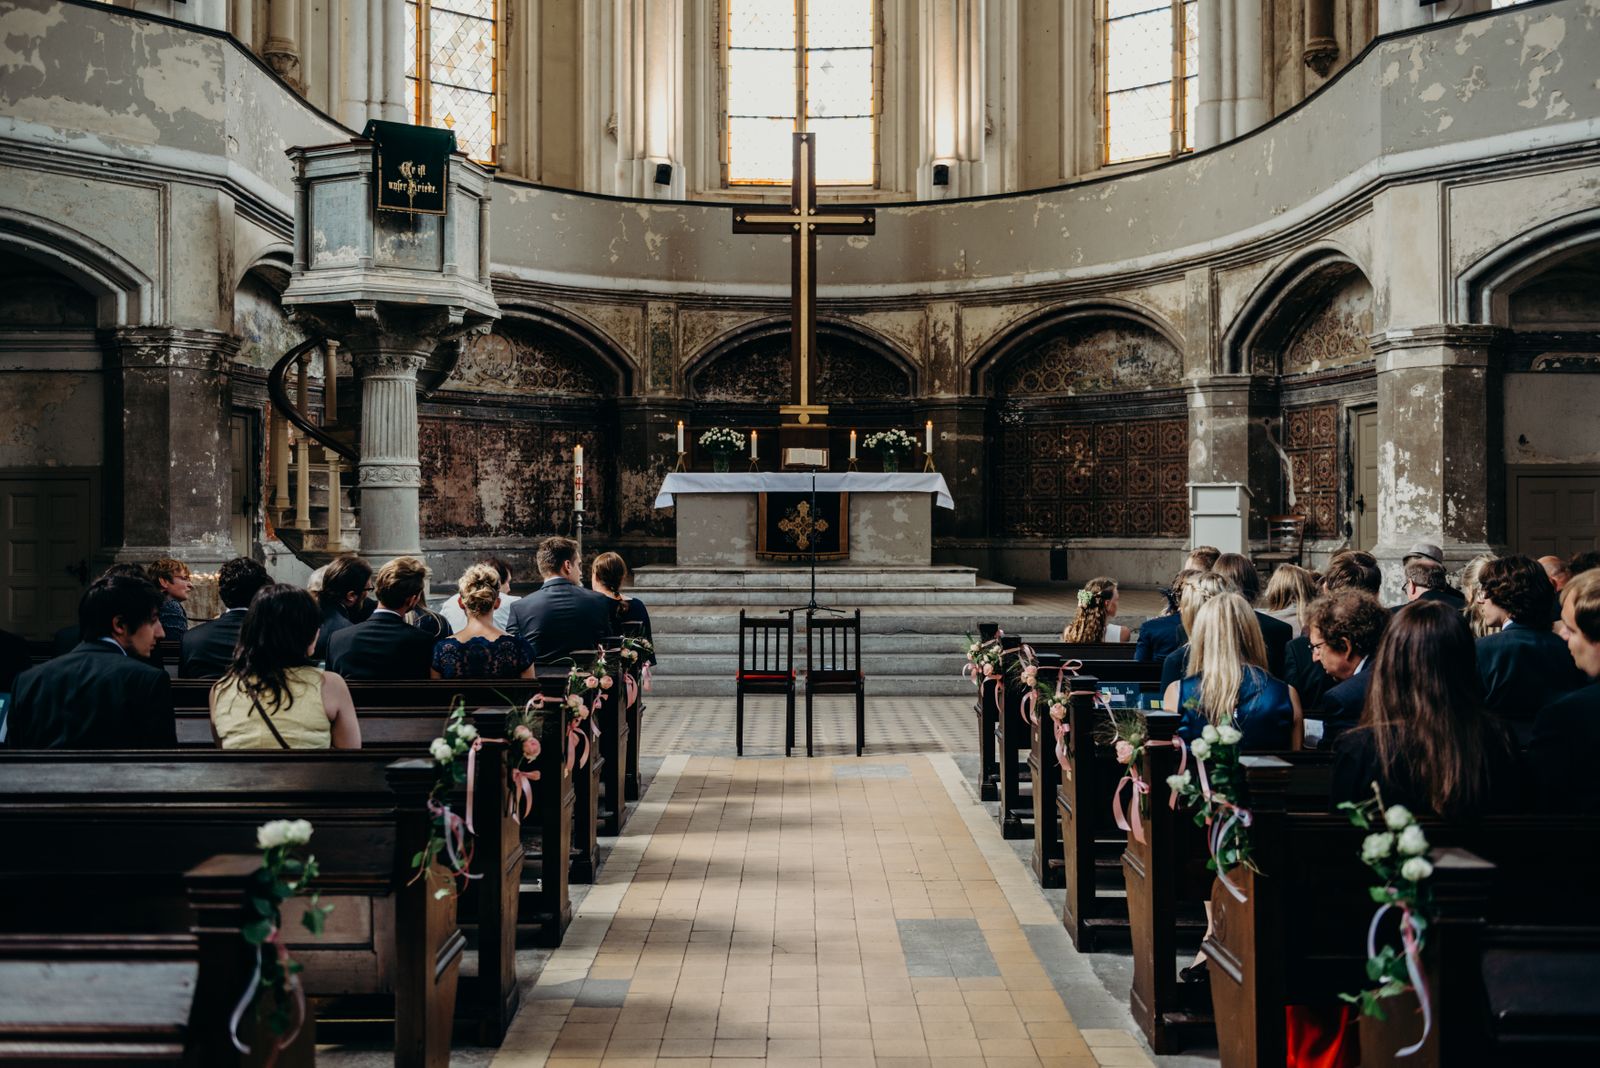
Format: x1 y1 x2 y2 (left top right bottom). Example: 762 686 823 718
781 447 829 470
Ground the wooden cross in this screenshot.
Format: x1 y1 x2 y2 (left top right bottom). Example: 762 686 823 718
732 132 875 429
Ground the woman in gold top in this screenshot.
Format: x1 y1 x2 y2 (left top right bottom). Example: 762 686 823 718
211 584 360 749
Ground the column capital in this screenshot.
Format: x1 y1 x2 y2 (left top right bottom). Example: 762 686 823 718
351 351 428 377
1370 324 1511 370
1187 372 1271 404
105 327 240 371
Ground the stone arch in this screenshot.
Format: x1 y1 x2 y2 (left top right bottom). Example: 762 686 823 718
0 207 154 327
1223 246 1375 376
450 304 636 397
686 317 916 404
970 300 1184 398
233 251 306 372
1457 208 1600 329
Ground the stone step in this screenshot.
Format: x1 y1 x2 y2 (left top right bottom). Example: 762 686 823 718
632 565 983 590
649 652 974 677
647 631 1042 653
647 674 983 698
646 610 1148 637
638 584 1018 607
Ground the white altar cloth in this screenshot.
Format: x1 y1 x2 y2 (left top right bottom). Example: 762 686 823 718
654 471 955 510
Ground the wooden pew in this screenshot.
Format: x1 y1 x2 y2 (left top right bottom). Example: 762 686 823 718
0 752 459 1068
169 678 576 958
1207 756 1600 1067
0 854 316 1066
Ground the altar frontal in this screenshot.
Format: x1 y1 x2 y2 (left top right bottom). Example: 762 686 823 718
759 492 849 561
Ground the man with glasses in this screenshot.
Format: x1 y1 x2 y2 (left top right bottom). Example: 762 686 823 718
1303 590 1389 748
314 554 374 664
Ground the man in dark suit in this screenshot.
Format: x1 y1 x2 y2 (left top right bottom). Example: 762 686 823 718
1135 569 1196 664
1531 569 1600 811
508 536 614 662
314 554 373 663
1476 555 1585 743
328 556 438 680
179 556 270 679
1282 550 1383 710
6 575 176 749
1393 556 1466 614
1211 553 1290 678
1304 590 1389 746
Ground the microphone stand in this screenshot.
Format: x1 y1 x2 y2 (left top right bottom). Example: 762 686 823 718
801 470 842 619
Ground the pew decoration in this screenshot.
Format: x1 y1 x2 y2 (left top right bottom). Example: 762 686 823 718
505 701 543 823
1167 717 1258 900
1105 711 1157 840
961 633 1005 686
1337 788 1438 1056
620 635 655 706
414 699 483 899
231 818 331 1067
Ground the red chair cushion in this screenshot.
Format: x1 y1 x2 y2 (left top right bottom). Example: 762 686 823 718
738 671 794 680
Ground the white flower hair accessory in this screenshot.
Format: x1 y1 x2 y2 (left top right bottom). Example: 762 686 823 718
1076 588 1094 609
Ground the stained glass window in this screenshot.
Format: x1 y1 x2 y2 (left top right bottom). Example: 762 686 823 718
726 0 877 186
406 1 499 165
1103 0 1196 165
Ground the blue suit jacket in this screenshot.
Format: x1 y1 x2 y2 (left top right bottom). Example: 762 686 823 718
507 577 616 662
1134 614 1185 664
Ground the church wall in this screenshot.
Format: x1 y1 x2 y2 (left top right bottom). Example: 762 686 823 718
0 263 104 470
1504 372 1600 465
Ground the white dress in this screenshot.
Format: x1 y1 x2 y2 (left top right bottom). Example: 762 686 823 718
1105 622 1128 643
436 592 521 632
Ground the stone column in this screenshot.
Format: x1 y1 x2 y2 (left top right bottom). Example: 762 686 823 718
1234 0 1268 134
1370 326 1505 597
105 328 239 571
919 0 987 199
342 341 428 566
1188 373 1278 540
616 397 687 554
613 0 684 198
264 0 302 91
1194 0 1225 150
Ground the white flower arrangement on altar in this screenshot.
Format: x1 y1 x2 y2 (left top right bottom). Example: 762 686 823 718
863 428 916 455
697 427 747 454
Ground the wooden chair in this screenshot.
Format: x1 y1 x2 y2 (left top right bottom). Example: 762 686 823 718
805 609 866 758
1256 514 1306 574
735 611 796 756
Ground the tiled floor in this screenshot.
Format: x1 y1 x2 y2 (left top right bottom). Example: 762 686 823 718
486 748 1162 1067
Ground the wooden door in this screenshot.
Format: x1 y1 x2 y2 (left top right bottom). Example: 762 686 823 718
1513 471 1600 558
1 475 94 638
1352 409 1379 551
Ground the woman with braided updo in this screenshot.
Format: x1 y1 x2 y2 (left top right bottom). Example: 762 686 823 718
1061 576 1132 644
430 563 535 680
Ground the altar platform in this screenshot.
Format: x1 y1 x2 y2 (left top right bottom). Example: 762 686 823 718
629 564 1015 606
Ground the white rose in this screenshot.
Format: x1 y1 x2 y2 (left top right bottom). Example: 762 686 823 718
1397 824 1429 857
1166 770 1192 793
1400 857 1434 882
256 820 291 850
1201 724 1220 745
969 643 980 655
1189 737 1211 760
1361 832 1395 864
457 724 479 742
1384 805 1415 831
1217 724 1243 746
566 693 585 709
284 819 313 846
429 738 454 764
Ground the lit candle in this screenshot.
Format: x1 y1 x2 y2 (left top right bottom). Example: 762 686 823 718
676 420 684 453
751 429 758 460
925 420 933 453
850 429 857 460
574 444 584 511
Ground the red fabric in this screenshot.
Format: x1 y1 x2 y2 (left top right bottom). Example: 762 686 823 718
1285 1004 1358 1068
738 671 793 680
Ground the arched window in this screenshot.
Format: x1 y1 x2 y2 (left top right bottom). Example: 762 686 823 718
406 1 500 165
1102 0 1197 165
724 0 877 186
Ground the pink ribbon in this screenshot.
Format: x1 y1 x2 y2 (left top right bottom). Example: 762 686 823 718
1110 737 1190 845
427 799 478 881
565 721 590 773
625 671 639 709
1053 717 1070 769
227 930 307 1068
1368 898 1433 1056
641 663 653 692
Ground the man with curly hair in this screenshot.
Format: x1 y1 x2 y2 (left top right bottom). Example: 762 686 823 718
1475 554 1586 742
1304 590 1389 746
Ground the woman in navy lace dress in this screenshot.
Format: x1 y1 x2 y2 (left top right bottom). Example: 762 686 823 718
431 564 535 680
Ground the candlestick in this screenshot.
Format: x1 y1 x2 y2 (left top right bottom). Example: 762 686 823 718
574 444 584 512
751 430 758 459
850 429 857 460
676 420 684 453
925 420 933 453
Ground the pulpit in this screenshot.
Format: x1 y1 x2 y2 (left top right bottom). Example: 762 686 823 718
654 472 954 567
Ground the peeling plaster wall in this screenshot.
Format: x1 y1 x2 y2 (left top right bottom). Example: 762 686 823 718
0 257 103 468
1504 371 1600 463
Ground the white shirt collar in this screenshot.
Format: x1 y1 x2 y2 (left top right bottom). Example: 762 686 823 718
98 637 128 656
372 607 403 619
1353 656 1369 676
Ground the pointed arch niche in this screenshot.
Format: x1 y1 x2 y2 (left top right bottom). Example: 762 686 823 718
976 307 1188 543
418 309 630 543
685 319 916 466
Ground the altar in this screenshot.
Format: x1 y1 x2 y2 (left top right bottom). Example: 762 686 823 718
654 472 955 568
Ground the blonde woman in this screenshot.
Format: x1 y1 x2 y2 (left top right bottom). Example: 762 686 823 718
430 564 535 680
1261 564 1318 638
1158 570 1240 690
1163 593 1301 751
1459 552 1498 638
1061 577 1132 643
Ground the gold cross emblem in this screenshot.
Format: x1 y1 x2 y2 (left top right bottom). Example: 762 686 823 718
778 501 829 551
